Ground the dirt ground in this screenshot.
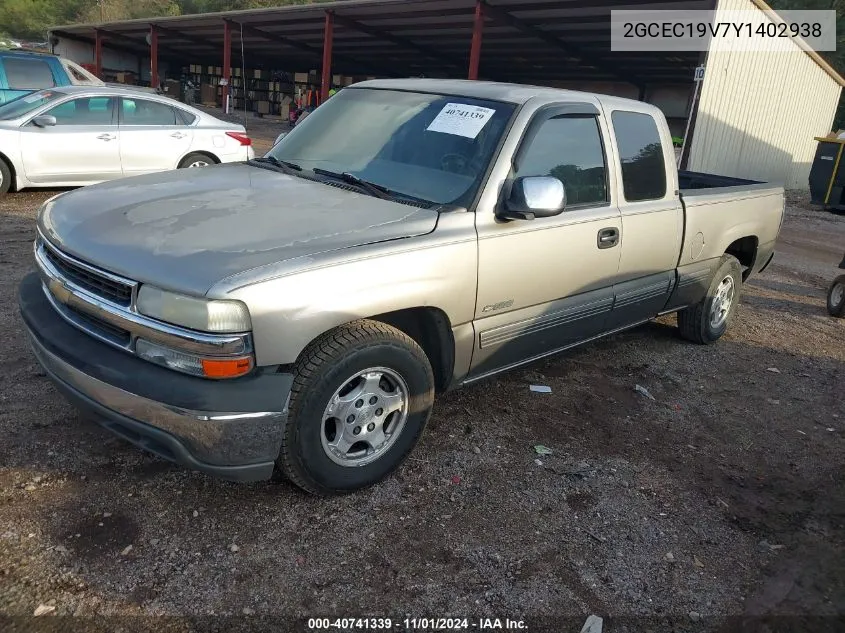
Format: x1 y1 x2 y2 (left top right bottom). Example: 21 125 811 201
0 130 843 633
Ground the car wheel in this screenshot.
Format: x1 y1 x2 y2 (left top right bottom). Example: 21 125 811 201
178 153 216 169
279 320 435 496
827 275 845 318
678 254 743 344
0 158 12 195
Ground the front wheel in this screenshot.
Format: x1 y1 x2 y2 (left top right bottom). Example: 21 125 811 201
827 275 845 317
177 153 215 169
678 254 743 344
279 320 435 495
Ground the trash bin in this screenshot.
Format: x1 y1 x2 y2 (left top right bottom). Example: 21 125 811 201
810 131 845 212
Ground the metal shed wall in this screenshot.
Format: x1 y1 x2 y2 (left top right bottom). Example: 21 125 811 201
687 0 842 189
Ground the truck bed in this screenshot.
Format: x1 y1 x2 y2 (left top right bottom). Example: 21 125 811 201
678 170 762 190
676 170 785 271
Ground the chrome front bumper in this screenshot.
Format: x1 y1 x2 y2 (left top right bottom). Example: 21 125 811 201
19 272 291 482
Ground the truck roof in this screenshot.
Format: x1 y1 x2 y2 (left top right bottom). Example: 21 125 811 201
354 78 657 113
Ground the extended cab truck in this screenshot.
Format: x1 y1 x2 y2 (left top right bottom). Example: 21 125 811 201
18 79 785 495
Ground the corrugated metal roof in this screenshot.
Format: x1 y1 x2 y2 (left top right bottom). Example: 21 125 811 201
51 0 717 86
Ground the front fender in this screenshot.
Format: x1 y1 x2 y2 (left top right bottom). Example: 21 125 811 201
210 215 478 367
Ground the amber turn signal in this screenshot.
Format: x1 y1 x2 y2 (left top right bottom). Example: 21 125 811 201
201 357 253 379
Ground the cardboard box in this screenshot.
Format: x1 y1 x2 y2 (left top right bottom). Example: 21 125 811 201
200 83 217 104
280 104 290 120
257 101 270 114
294 72 308 83
254 69 269 80
233 67 241 77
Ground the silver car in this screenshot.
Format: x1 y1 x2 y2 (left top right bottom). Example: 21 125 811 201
0 86 254 194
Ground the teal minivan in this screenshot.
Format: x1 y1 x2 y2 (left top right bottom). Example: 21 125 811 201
0 50 103 105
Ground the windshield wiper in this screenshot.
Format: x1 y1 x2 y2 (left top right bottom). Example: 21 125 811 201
247 156 302 175
312 168 393 200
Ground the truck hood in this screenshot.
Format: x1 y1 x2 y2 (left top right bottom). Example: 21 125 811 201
38 163 438 295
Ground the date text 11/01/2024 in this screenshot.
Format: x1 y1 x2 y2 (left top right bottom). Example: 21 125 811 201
307 618 528 630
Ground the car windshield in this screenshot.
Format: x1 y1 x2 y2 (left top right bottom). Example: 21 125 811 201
268 88 516 206
0 89 65 120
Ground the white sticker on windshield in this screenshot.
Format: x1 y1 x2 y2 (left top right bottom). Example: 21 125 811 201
426 103 495 139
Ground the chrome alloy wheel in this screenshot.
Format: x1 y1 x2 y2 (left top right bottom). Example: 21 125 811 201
832 281 845 308
320 367 409 467
709 275 735 329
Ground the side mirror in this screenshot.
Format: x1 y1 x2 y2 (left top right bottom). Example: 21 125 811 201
32 115 57 128
273 131 288 146
497 176 566 221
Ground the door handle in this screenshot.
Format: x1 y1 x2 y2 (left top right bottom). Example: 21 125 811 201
597 227 620 249
170 132 186 139
96 134 116 141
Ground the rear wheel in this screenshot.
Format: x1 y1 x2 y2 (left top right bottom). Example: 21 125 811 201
678 254 743 344
279 320 435 496
0 158 11 195
177 153 216 169
827 275 845 317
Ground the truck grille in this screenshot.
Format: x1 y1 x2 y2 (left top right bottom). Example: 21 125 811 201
42 242 134 307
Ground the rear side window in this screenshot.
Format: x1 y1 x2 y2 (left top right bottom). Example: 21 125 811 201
175 108 197 125
120 98 179 125
611 111 667 202
515 115 607 206
3 58 56 90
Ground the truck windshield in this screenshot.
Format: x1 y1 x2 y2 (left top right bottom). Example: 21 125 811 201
0 89 65 120
268 88 515 206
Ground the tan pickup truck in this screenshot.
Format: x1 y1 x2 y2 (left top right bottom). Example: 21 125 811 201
19 79 785 495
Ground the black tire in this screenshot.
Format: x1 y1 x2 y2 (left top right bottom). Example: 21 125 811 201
678 254 743 344
0 158 12 195
177 153 216 169
827 275 845 318
280 320 435 496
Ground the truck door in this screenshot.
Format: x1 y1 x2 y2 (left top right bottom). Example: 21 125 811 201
604 109 683 330
470 104 622 379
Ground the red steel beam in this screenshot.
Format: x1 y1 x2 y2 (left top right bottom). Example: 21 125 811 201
222 21 232 112
468 0 484 80
94 29 103 78
321 10 334 104
150 25 159 90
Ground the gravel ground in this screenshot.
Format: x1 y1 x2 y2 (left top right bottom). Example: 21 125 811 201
0 141 843 633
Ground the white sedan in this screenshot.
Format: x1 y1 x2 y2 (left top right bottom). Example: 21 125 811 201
0 85 254 194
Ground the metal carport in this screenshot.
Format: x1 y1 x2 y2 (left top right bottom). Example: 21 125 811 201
50 0 708 107
49 0 845 187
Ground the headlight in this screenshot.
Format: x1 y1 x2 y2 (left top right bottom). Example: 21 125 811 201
136 285 251 333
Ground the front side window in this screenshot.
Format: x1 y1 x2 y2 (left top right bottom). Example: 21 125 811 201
612 111 667 202
120 98 179 125
515 115 608 207
269 88 515 206
2 58 56 90
45 97 114 125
